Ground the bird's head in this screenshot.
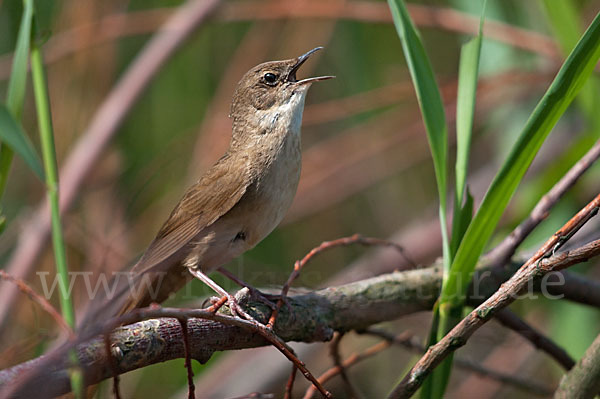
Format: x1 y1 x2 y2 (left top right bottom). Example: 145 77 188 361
230 47 334 122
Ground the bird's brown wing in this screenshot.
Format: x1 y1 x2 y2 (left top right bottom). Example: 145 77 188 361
132 152 251 274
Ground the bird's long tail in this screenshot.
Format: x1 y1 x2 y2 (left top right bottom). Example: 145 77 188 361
77 265 192 334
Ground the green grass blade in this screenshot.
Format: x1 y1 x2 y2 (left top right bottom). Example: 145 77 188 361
427 4 485 396
0 0 35 200
0 104 44 180
6 0 33 119
441 10 600 307
30 23 74 330
450 188 473 256
386 0 449 269
386 1 457 397
541 0 580 52
454 33 483 216
30 8 83 397
450 15 484 257
541 0 600 133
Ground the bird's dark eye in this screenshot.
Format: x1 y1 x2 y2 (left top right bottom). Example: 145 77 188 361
263 72 278 86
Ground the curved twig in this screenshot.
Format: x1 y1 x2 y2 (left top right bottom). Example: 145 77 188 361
388 194 600 399
268 234 415 328
494 309 574 370
0 270 73 339
486 139 600 268
361 329 553 397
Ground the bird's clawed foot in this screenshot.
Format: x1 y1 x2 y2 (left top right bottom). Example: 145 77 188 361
204 289 264 326
244 289 296 329
189 268 276 327
244 287 280 310
217 268 280 310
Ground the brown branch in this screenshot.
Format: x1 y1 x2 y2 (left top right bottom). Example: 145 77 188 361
361 329 553 397
1 302 331 399
554 332 600 399
556 269 600 308
4 235 600 399
203 295 333 399
486 139 600 268
494 309 575 370
388 193 600 399
0 0 223 331
193 172 593 396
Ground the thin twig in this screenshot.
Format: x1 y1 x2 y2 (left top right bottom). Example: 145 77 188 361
494 309 575 370
329 333 361 399
486 139 600 268
284 365 298 399
102 333 121 399
248 323 331 398
268 234 415 328
0 270 73 339
179 318 195 399
205 295 228 313
227 393 275 399
388 193 600 399
362 329 553 397
303 337 394 399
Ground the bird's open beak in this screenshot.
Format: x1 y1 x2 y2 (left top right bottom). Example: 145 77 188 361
287 47 335 85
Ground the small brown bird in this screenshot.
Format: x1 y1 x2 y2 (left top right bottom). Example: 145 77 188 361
82 47 333 326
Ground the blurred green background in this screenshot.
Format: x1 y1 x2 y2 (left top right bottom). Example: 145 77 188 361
0 0 599 397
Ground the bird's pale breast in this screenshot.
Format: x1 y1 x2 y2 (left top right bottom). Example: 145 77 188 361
185 89 306 272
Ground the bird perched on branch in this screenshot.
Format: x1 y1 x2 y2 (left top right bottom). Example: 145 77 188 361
81 47 333 327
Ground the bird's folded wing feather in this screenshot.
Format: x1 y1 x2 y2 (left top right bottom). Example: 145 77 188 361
132 153 251 274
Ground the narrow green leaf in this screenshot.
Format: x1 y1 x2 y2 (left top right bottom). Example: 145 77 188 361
0 213 6 235
451 8 484 259
541 0 582 54
541 0 600 133
30 7 82 397
442 10 600 306
386 0 449 271
450 189 474 256
454 34 483 213
0 104 44 180
0 0 35 201
427 4 485 396
6 0 33 118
